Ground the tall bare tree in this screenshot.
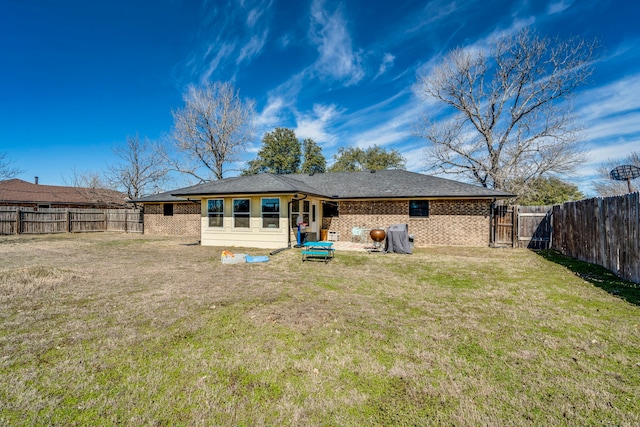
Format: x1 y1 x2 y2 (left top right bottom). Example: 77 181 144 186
169 81 255 182
592 152 640 196
107 134 169 199
65 168 128 207
415 28 597 192
0 152 22 180
67 167 108 189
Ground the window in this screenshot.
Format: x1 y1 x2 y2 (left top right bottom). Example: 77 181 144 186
291 199 310 228
207 199 224 227
409 200 429 217
322 201 339 217
233 199 250 228
163 203 174 216
262 198 280 228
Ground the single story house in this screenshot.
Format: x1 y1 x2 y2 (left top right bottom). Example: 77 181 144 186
132 189 200 237
0 178 129 209
167 170 514 249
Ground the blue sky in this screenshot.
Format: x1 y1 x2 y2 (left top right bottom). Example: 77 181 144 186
1 0 639 195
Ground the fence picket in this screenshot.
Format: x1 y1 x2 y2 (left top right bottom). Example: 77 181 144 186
551 192 640 284
0 207 143 235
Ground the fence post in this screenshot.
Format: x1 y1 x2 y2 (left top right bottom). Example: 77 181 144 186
15 209 20 235
512 205 516 248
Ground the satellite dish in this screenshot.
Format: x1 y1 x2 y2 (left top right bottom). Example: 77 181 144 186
610 164 640 193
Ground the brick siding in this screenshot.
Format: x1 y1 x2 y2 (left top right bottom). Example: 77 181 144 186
322 199 491 247
143 203 200 237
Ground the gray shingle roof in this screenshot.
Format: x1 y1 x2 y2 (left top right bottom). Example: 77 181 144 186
171 170 514 199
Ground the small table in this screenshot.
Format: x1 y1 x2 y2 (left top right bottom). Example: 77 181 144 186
301 241 334 262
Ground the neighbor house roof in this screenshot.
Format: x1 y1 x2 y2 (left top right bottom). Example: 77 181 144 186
170 170 515 200
0 179 128 206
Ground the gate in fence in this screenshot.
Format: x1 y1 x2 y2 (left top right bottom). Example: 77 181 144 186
491 205 552 249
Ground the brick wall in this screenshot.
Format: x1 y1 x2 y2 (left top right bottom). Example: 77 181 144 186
322 199 491 247
143 203 200 237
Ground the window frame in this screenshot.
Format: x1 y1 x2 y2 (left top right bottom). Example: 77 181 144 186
207 199 224 228
409 200 429 217
322 201 339 217
261 197 280 229
291 199 310 228
233 198 251 228
163 203 174 217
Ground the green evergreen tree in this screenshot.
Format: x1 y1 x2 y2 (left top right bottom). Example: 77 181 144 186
514 177 584 205
301 138 326 174
243 128 301 175
243 130 327 175
328 145 405 172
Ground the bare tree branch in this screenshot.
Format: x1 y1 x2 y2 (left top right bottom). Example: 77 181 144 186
106 134 169 200
592 152 640 196
168 81 255 181
0 152 23 180
415 28 597 192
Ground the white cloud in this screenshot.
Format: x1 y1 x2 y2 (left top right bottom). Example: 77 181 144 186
201 42 235 83
348 96 422 149
255 96 286 129
583 114 640 143
401 145 429 172
574 74 640 170
295 104 341 145
278 33 291 49
308 0 364 84
547 0 574 15
246 7 262 27
237 30 268 64
405 0 469 35
263 71 306 113
374 53 395 79
180 0 275 83
586 139 640 166
576 75 640 122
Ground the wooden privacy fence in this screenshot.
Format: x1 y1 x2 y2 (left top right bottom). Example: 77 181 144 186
552 192 640 284
0 208 143 235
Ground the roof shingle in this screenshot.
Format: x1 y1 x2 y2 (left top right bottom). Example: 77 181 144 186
170 170 514 199
0 179 128 206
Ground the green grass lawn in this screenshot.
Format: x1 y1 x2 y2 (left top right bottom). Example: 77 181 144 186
1 234 639 426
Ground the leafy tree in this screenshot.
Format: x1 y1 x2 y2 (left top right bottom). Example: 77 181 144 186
592 152 640 196
301 138 326 174
106 134 169 199
514 177 584 206
243 129 327 175
328 145 406 172
244 128 301 175
0 152 22 180
169 81 255 181
415 28 597 191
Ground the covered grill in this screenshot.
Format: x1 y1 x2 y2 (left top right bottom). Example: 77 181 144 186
385 223 412 254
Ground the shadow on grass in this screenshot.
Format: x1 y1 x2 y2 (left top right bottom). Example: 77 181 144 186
536 249 640 306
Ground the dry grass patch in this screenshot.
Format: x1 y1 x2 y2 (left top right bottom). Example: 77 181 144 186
1 233 639 426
